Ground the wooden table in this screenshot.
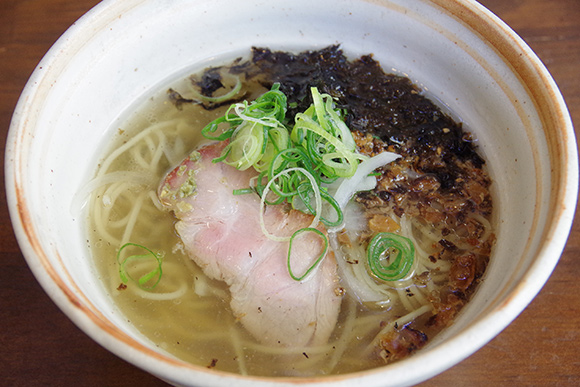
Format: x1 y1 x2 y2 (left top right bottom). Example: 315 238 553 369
1 1 578 385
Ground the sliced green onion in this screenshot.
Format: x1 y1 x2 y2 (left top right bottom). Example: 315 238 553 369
232 188 254 195
117 242 163 290
221 121 267 170
367 233 415 281
201 83 290 170
319 190 343 227
292 184 343 228
287 228 328 281
291 87 366 180
266 147 317 199
254 127 291 172
259 167 322 242
201 114 238 141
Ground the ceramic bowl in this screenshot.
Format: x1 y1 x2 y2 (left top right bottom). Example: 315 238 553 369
5 0 577 386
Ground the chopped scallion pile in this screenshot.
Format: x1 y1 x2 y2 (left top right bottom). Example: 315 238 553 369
292 87 364 180
201 84 410 283
201 84 364 230
202 83 289 168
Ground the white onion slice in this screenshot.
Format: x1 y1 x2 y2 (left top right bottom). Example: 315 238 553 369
329 233 390 303
330 151 400 231
334 151 400 209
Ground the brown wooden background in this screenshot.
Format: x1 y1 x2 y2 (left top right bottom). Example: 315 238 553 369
1 0 578 385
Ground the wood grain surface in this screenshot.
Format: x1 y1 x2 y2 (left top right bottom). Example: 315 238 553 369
1 0 578 386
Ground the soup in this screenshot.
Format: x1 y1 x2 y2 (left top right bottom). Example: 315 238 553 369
86 46 494 377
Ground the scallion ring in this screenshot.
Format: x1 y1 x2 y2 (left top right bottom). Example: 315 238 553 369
367 233 415 281
201 115 238 141
117 242 163 290
260 167 322 241
287 227 328 281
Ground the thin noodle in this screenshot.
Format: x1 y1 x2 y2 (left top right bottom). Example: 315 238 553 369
407 284 429 306
325 297 358 372
393 304 433 328
470 213 492 242
396 287 416 312
120 193 146 244
96 118 183 176
229 324 248 376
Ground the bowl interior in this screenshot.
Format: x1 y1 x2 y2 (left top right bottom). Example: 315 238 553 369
6 0 577 386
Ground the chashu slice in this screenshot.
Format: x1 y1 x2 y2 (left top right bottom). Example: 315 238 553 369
158 141 342 347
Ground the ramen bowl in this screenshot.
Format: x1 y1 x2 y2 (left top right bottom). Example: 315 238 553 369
5 0 577 386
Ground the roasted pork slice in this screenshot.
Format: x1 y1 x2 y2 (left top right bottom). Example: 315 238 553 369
158 142 342 347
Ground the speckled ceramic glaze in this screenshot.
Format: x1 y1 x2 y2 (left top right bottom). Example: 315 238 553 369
5 0 577 386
